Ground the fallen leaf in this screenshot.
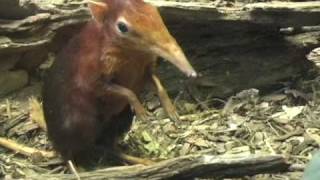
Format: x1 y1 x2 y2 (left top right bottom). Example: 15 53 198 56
272 105 304 123
29 97 46 131
186 137 211 147
306 128 320 145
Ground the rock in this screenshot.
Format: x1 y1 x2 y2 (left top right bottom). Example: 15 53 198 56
0 70 28 97
303 151 320 180
0 0 34 20
0 54 20 72
307 47 320 68
16 47 49 71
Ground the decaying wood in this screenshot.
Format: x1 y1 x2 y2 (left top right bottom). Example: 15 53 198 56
280 25 320 34
1 1 319 54
28 154 291 180
307 47 320 67
147 1 320 27
0 0 320 97
0 2 316 179
0 3 90 55
154 1 320 97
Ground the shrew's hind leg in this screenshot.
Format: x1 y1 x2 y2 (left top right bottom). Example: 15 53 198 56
151 74 180 122
98 105 154 165
45 106 101 167
145 62 179 122
97 105 134 147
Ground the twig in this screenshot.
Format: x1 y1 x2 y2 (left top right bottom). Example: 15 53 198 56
0 137 56 158
67 160 81 180
117 153 155 166
5 99 12 119
280 25 320 35
2 113 28 132
289 164 305 172
266 120 281 136
273 128 304 141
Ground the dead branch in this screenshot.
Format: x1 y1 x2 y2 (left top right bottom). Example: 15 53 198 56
28 154 290 180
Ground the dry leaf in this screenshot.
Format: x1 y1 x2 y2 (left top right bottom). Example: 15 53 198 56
186 137 211 147
306 128 320 145
29 97 46 131
272 105 304 124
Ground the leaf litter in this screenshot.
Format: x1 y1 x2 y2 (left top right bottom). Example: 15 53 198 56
0 75 320 180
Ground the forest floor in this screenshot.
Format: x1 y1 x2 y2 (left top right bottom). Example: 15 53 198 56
0 0 319 179
1 52 320 180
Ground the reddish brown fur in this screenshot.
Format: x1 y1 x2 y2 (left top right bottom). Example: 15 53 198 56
43 22 105 164
99 46 154 118
43 0 195 166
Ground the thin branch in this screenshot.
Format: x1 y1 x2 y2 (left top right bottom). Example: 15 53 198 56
0 137 56 158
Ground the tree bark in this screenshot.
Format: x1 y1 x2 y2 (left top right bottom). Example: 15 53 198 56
0 0 319 97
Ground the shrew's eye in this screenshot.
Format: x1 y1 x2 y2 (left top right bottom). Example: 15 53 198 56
117 21 129 34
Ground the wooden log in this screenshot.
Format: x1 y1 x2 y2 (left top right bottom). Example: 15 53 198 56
158 22 319 97
28 154 291 180
0 0 319 97
1 1 319 56
0 7 89 54
149 1 320 98
307 47 320 68
0 0 34 19
148 1 320 27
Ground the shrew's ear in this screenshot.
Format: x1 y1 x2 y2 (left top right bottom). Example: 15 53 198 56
88 0 108 23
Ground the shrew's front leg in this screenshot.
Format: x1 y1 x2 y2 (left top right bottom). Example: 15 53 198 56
151 74 180 122
100 82 149 121
97 81 154 165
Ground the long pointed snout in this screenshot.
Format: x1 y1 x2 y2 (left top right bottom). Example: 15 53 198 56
151 40 197 78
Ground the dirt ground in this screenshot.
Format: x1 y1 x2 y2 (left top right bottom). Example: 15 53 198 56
0 0 319 179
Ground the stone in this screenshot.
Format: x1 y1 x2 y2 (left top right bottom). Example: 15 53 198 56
16 47 48 71
0 54 20 72
0 70 28 97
